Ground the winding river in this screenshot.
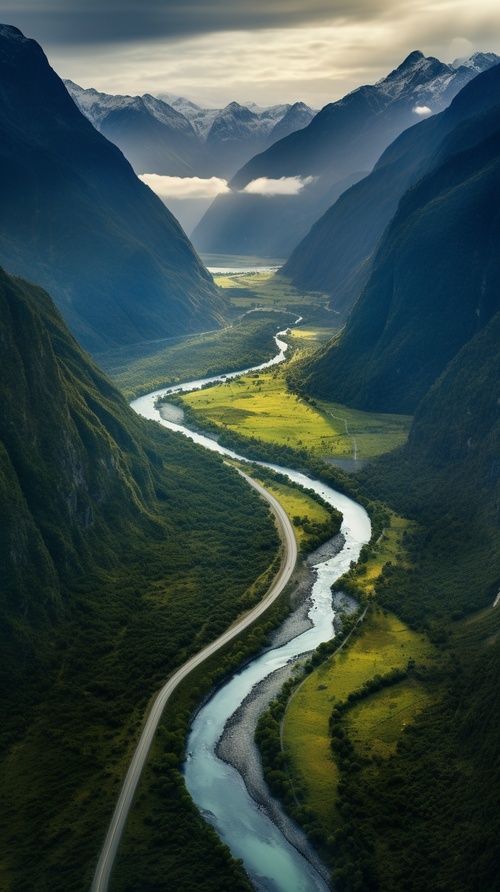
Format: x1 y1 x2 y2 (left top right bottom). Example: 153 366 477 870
131 322 371 892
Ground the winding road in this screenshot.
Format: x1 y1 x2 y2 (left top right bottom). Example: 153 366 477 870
90 470 298 892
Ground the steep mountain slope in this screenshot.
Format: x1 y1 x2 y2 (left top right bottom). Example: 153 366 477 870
65 81 207 176
265 101 316 145
204 101 291 175
281 60 500 317
0 264 279 890
337 312 500 892
191 51 498 257
0 25 224 355
298 113 500 414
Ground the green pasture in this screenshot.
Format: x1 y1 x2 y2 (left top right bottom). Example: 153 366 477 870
181 365 411 460
358 511 416 592
215 269 333 322
238 464 336 553
283 608 437 826
347 676 434 760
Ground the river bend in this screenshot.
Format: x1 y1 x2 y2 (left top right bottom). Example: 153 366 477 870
131 326 370 892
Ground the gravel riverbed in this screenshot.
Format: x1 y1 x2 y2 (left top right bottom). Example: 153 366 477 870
215 534 349 888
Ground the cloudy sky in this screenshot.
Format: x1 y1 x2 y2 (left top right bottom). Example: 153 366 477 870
4 0 500 108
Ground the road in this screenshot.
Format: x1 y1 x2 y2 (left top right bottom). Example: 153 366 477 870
90 470 298 892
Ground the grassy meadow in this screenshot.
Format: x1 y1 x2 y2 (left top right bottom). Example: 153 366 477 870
283 607 438 827
234 462 342 554
180 364 411 461
213 269 331 321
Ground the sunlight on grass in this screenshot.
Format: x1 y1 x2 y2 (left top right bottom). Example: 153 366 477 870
237 463 334 552
283 608 438 827
181 364 411 460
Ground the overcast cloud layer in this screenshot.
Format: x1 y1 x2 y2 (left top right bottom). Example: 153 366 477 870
4 1 500 106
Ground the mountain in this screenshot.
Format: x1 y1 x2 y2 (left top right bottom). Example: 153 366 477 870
0 24 224 356
266 101 317 144
203 101 293 176
72 83 316 180
330 314 500 892
281 59 500 319
65 80 208 176
297 69 500 414
191 51 499 258
0 263 279 889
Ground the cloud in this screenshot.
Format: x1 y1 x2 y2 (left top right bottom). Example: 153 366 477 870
242 176 316 196
6 2 393 46
139 174 230 199
413 105 432 115
9 1 500 109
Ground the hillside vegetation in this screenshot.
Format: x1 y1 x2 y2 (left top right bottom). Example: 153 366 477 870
250 70 500 891
0 266 281 891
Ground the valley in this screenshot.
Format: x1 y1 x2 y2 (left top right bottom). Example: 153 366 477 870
0 21 498 892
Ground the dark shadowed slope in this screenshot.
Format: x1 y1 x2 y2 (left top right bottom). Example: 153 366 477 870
281 61 500 318
65 80 208 177
0 25 225 355
0 263 279 891
191 52 498 259
298 101 500 414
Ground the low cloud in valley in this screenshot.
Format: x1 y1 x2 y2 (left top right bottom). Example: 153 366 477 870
139 174 230 200
242 176 316 196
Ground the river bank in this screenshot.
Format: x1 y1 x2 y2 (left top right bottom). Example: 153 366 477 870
132 344 370 892
213 533 356 888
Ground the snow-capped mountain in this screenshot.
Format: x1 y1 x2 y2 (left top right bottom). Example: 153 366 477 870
66 81 195 133
65 80 206 176
266 101 317 145
66 82 316 178
203 101 297 172
192 50 499 258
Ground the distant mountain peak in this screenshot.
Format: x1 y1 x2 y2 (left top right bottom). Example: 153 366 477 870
399 49 426 68
0 23 26 41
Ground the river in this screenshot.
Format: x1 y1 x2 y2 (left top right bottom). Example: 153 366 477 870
131 324 370 892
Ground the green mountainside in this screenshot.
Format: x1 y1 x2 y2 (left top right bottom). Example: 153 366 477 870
330 313 500 891
0 266 279 890
299 120 500 414
0 25 225 356
273 64 500 891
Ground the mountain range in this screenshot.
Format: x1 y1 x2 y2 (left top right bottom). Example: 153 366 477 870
1 20 499 892
281 58 500 320
191 50 499 258
66 81 316 180
296 61 500 414
0 24 224 356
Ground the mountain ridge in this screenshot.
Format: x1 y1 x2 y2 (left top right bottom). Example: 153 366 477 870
281 60 500 317
294 64 500 416
191 50 498 258
67 81 316 179
0 24 225 355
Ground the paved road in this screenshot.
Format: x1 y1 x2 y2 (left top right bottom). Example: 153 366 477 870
90 470 298 891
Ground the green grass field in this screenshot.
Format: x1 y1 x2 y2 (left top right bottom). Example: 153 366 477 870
181 364 411 461
283 607 438 826
214 270 331 321
235 462 338 553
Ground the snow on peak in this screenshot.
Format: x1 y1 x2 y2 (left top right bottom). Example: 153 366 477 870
64 81 196 135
